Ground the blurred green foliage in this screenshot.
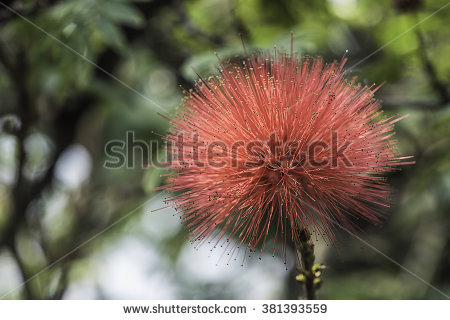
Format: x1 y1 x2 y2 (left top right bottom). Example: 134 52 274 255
0 0 449 299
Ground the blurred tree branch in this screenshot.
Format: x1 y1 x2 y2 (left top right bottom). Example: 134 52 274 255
415 25 449 105
0 35 96 298
0 40 35 298
0 42 32 246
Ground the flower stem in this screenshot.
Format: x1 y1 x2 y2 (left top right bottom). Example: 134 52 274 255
296 229 322 300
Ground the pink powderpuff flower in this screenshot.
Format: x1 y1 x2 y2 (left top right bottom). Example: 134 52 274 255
159 43 413 264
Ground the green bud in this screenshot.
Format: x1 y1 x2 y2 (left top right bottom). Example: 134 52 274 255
313 278 322 289
312 264 326 272
296 274 306 282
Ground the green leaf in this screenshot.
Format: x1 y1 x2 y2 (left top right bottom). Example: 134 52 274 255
96 20 126 51
104 2 145 27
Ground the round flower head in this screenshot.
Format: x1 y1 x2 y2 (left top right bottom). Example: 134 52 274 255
161 44 411 264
